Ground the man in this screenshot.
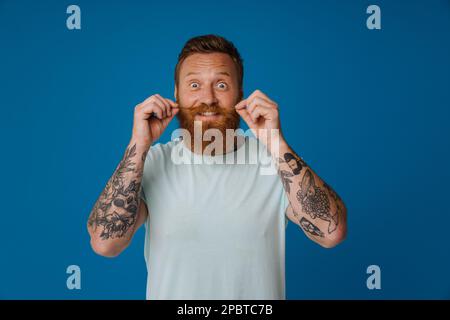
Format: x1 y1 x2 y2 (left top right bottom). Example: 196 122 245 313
87 34 347 299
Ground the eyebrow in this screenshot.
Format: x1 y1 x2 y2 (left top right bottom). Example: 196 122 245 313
184 71 231 77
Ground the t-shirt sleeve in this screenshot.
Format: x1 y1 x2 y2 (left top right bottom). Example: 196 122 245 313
140 185 147 206
139 145 152 208
281 190 290 229
139 142 164 209
258 137 290 229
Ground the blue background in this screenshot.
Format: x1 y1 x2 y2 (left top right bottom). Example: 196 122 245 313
1 0 449 299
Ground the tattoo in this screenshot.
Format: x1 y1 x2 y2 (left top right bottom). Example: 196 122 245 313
297 169 338 234
278 152 306 193
88 144 144 240
279 170 294 193
323 182 344 223
299 217 324 237
142 149 148 162
280 152 306 175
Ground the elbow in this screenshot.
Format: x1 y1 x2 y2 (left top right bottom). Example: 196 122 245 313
320 228 346 249
87 223 124 257
90 238 123 258
320 219 347 249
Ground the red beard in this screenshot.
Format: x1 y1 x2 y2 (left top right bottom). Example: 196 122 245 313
176 101 241 155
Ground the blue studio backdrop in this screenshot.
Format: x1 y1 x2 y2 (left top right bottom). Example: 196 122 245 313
1 0 449 299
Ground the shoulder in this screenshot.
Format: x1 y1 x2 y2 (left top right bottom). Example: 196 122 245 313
141 139 183 184
143 138 181 162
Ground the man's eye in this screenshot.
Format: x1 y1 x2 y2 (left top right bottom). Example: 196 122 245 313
190 82 199 88
217 82 227 89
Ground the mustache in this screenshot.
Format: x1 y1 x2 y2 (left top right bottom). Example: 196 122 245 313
180 103 227 115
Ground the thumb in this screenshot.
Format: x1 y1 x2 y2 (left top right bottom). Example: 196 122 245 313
236 108 254 127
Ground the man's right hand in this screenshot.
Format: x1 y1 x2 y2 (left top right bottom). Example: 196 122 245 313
132 94 179 147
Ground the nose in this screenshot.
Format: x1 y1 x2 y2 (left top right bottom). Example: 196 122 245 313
200 85 219 106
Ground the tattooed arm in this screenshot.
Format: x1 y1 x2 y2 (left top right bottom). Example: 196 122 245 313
87 139 149 257
233 89 346 247
274 140 347 248
87 93 178 257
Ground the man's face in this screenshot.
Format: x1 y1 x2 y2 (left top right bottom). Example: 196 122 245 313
286 157 303 175
175 52 241 136
287 159 297 171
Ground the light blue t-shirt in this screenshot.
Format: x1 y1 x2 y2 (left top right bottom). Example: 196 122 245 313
140 135 289 300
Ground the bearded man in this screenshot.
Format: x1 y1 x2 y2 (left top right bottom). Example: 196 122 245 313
87 34 347 300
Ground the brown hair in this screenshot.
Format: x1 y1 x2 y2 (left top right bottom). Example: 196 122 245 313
174 34 244 94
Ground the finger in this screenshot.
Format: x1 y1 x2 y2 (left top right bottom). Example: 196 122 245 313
164 98 179 116
140 95 168 118
250 105 272 122
141 102 164 120
151 100 166 119
246 97 273 115
142 95 155 104
250 106 263 123
236 108 254 127
154 94 170 118
248 89 276 105
165 98 179 109
246 96 277 118
155 94 173 117
161 108 179 127
234 99 248 110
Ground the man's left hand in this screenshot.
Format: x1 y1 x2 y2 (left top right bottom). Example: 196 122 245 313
235 89 284 149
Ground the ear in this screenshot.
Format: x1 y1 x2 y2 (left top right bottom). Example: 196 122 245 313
174 86 178 101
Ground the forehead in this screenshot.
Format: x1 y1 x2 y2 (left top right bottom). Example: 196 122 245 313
179 52 237 78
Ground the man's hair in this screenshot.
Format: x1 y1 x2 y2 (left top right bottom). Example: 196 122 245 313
174 34 244 93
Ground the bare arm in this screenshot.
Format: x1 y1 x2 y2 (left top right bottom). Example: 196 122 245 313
234 89 347 248
87 94 179 257
276 140 347 248
87 140 149 257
